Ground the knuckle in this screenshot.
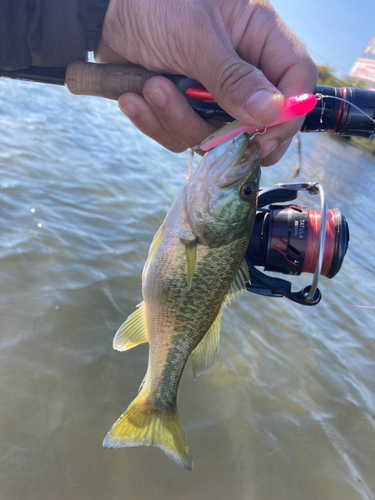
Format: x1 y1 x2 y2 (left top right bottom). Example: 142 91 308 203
304 60 319 87
215 59 258 102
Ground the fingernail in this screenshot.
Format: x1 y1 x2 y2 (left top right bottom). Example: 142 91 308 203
261 140 279 158
147 86 167 108
120 101 138 118
245 90 281 119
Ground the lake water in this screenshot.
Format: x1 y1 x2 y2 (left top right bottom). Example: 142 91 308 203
0 78 374 500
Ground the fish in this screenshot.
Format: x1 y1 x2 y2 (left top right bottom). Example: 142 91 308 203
103 133 261 470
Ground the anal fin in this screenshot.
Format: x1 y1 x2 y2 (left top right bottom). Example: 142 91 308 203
113 302 147 351
138 370 148 393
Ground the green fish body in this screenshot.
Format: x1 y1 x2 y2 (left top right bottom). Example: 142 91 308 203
103 134 261 470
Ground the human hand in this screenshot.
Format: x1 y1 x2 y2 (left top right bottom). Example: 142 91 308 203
95 0 317 166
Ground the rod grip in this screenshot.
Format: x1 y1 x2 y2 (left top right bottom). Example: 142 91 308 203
64 61 160 100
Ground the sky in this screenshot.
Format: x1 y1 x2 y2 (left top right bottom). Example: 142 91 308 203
270 0 375 77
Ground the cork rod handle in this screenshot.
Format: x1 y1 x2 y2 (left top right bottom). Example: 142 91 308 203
65 61 161 100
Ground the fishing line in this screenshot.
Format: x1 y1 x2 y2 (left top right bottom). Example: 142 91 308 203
316 94 375 126
324 303 375 309
187 147 195 179
303 209 336 277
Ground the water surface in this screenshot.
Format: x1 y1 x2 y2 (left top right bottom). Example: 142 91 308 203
0 79 374 500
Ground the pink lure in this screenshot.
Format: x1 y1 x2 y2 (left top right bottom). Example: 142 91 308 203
199 93 317 151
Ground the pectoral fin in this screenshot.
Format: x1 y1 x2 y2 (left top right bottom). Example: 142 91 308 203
148 225 164 261
185 240 197 291
191 310 222 379
113 302 147 351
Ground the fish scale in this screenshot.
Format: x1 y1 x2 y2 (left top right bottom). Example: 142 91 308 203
147 240 248 392
103 133 261 471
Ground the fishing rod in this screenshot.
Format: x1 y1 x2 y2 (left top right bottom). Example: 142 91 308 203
0 62 360 305
1 61 375 138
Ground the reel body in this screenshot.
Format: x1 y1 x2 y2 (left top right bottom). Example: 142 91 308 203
246 183 349 306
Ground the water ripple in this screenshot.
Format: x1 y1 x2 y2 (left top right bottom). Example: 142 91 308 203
0 79 374 500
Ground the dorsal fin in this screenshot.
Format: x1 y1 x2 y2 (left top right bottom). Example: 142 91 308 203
191 259 250 378
113 302 147 351
191 309 222 380
225 259 250 305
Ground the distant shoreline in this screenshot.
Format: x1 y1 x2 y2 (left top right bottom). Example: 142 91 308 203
346 136 375 156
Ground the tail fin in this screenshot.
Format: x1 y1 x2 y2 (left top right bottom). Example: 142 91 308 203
103 392 193 471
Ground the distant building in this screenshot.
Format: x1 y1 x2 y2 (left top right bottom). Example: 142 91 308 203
349 31 375 88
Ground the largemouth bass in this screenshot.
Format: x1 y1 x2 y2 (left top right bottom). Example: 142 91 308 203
103 133 261 470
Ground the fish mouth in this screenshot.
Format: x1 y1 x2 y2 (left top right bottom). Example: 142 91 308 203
215 134 260 189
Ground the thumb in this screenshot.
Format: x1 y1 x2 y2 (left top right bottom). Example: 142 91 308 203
196 46 284 127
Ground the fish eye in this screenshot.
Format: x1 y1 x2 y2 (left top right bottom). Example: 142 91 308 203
240 183 255 200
